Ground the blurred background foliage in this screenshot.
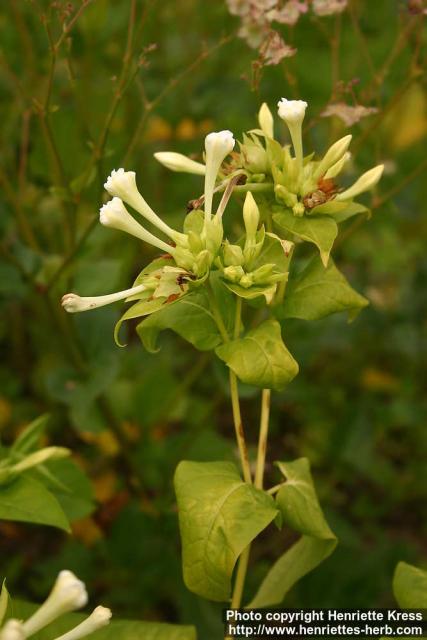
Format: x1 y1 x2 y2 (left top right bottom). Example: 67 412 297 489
0 0 426 638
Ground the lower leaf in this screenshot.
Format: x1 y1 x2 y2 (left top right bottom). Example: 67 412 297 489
174 461 277 602
248 458 337 607
393 562 427 608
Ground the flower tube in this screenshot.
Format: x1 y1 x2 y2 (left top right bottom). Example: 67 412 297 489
53 606 112 640
99 198 173 254
62 283 146 314
22 571 88 637
104 169 183 241
203 130 235 220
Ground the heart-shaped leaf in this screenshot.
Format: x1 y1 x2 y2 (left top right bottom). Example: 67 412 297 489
215 319 298 391
174 461 277 602
279 255 368 321
273 207 337 266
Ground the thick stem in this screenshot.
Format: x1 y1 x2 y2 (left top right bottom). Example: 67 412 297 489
254 389 271 489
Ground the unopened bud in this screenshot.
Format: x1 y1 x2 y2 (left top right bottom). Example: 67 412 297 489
223 266 245 283
314 135 352 178
258 103 274 138
223 243 244 267
154 152 206 175
336 164 384 201
324 151 351 179
243 192 260 238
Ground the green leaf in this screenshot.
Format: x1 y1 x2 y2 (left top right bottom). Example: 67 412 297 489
137 276 235 353
0 475 70 532
310 200 370 224
10 414 49 455
215 319 298 391
248 458 337 607
114 297 166 346
279 256 368 321
393 562 427 608
273 207 337 266
45 458 95 522
174 461 277 601
7 601 196 640
0 580 8 627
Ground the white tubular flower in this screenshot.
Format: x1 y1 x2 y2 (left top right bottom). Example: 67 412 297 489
277 98 308 170
104 169 178 240
203 130 235 219
258 102 274 138
61 284 146 314
314 134 352 178
53 606 112 640
99 198 173 254
0 620 25 640
324 151 351 179
23 571 88 637
336 164 384 201
154 152 206 175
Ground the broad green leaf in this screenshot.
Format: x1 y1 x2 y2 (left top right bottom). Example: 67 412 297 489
393 562 427 608
279 256 368 321
174 461 277 601
137 290 221 353
248 458 337 607
0 580 8 627
222 282 277 302
137 275 235 353
46 458 95 522
273 207 337 266
0 475 70 532
8 601 196 640
215 319 298 391
310 201 370 224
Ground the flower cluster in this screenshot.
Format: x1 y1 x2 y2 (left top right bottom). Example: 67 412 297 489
0 571 111 640
61 97 382 336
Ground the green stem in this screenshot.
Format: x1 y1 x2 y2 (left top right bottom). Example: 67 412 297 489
254 389 271 489
230 546 250 609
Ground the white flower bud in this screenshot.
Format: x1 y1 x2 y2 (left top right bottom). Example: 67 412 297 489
204 130 235 218
324 151 351 179
258 103 274 138
0 620 25 640
23 571 88 637
104 168 179 240
154 152 206 175
277 98 308 171
314 135 352 178
99 198 173 254
61 283 146 314
243 192 260 238
53 606 112 640
336 164 384 201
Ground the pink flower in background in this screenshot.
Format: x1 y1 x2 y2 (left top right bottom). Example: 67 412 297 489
321 102 378 126
311 0 348 16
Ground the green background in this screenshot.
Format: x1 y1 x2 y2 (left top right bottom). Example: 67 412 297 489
0 1 426 638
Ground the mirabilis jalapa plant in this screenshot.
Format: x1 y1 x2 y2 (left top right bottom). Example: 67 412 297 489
62 98 383 611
